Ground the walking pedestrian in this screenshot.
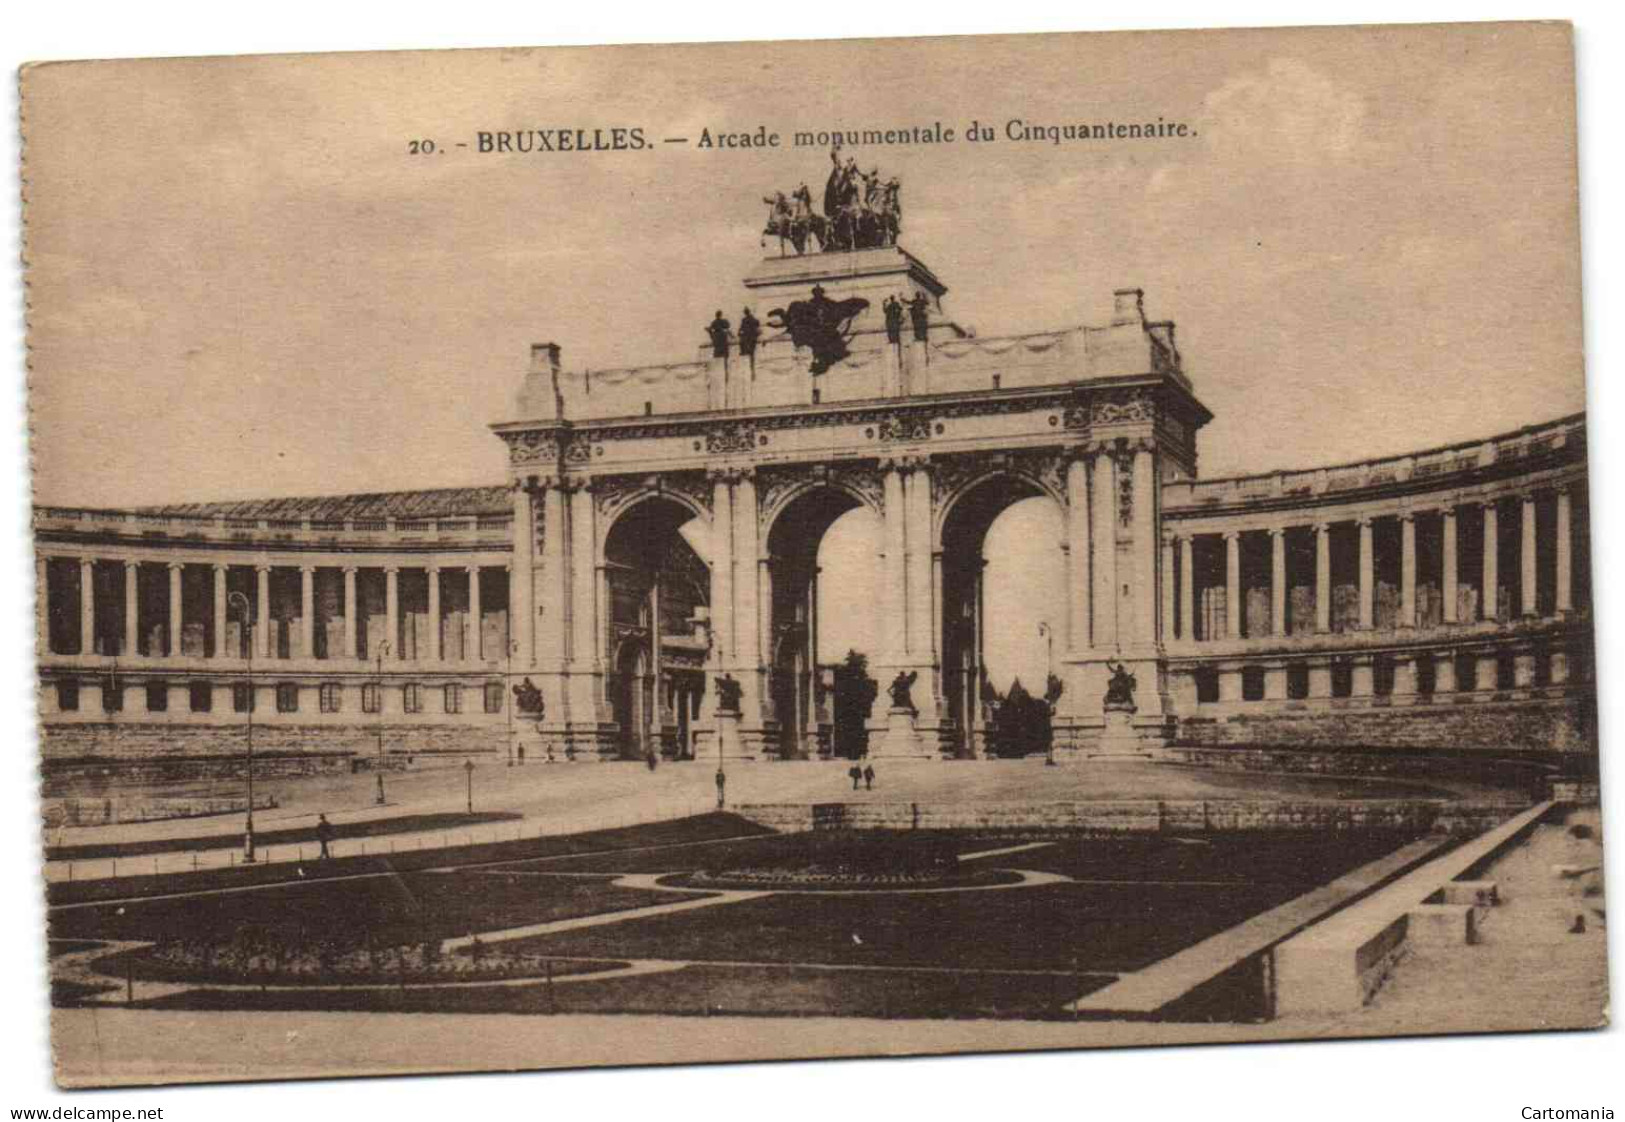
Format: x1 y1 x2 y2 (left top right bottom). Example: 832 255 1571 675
316 813 334 860
863 764 876 791
848 764 862 791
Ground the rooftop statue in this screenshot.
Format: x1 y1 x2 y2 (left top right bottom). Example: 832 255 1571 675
761 141 902 256
767 285 869 374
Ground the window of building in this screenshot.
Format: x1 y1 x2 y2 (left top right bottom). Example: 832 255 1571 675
147 681 168 712
320 682 342 713
1455 654 1477 692
103 676 123 713
56 681 79 712
1496 653 1516 691
1241 666 1265 702
484 681 504 714
1194 668 1220 704
1372 655 1395 697
1286 663 1310 700
1533 645 1552 688
1330 660 1353 699
403 683 423 714
362 682 381 714
190 681 212 712
276 683 299 713
444 683 462 715
1416 656 1437 696
233 683 255 713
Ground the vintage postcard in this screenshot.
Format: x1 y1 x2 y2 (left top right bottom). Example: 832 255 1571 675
22 20 1605 1088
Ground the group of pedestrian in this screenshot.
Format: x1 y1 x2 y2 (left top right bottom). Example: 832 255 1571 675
846 763 876 791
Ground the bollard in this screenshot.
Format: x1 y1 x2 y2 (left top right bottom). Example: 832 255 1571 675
67 863 72 883
112 858 117 878
154 856 160 876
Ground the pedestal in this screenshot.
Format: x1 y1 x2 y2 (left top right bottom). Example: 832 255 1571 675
875 705 928 757
715 707 742 766
1093 704 1147 757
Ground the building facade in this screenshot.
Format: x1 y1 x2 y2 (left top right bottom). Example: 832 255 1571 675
33 244 1596 778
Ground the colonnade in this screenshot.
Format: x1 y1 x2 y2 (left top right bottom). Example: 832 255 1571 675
1165 487 1577 644
38 555 508 664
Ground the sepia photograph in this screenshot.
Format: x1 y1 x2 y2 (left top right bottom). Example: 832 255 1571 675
15 13 1612 1099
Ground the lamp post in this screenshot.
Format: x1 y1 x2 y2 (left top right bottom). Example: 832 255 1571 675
506 639 514 767
1039 621 1056 767
227 590 257 862
374 639 391 803
464 758 475 814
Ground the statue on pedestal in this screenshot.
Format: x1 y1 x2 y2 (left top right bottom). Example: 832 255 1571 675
908 292 931 342
888 670 919 713
707 311 731 358
715 672 743 713
1103 659 1137 712
738 308 761 357
883 295 904 344
512 677 544 716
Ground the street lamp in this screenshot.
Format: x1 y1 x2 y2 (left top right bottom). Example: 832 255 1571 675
1039 621 1057 767
464 758 475 814
505 639 514 767
227 590 257 862
375 640 391 804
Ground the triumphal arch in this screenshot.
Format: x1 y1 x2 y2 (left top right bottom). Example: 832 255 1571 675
493 156 1208 762
34 151 1592 777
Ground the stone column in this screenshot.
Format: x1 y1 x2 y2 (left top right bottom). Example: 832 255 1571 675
1482 500 1499 622
384 565 399 658
734 470 763 720
906 461 936 673
1442 507 1459 624
539 483 567 670
1270 528 1287 638
35 555 48 655
168 561 184 656
881 461 908 665
213 564 228 658
1224 531 1241 640
1357 517 1374 630
1556 486 1573 615
1435 652 1457 694
569 482 599 671
1065 455 1090 652
1521 493 1538 616
466 565 482 661
1161 534 1177 644
342 566 358 659
1400 513 1416 628
299 565 315 659
1131 445 1158 646
1315 522 1332 633
1180 535 1195 642
1090 452 1117 650
427 565 442 662
123 560 139 657
511 483 536 668
710 471 735 670
78 558 96 657
255 564 271 659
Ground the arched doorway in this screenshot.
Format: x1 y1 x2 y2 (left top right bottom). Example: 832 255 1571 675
603 496 710 760
940 475 1066 758
763 485 879 758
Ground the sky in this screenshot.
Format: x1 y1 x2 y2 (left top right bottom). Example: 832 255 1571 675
25 23 1582 510
22 25 1583 683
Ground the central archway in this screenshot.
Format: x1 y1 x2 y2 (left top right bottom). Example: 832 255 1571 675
763 483 879 758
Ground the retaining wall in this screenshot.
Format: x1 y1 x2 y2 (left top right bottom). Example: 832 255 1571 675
1173 696 1594 754
735 799 1527 836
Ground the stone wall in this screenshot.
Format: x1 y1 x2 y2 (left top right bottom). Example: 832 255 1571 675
1173 695 1594 755
42 792 279 828
734 799 1525 836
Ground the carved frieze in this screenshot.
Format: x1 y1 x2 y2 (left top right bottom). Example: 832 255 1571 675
1092 389 1155 426
504 430 560 466
704 424 759 455
876 412 934 443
